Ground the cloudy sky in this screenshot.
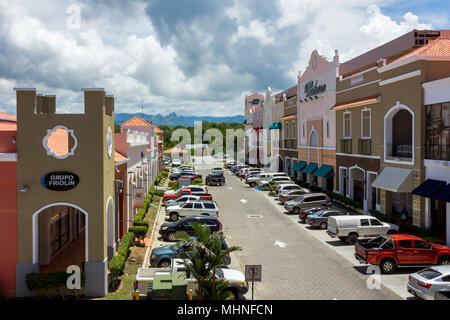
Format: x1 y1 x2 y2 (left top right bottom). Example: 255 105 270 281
0 0 449 117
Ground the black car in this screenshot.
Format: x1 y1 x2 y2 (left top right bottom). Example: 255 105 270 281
206 174 225 186
159 215 223 241
170 172 202 181
299 207 327 224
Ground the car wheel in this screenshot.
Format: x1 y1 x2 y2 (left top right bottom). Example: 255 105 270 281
158 260 171 268
346 233 358 245
167 232 176 241
438 257 450 265
293 207 300 215
170 213 179 222
319 222 327 230
250 182 256 188
223 288 238 300
380 258 396 274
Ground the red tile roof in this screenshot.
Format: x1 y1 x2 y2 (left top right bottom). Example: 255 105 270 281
163 147 186 153
0 112 17 121
0 121 17 131
393 38 450 63
121 116 152 127
114 150 128 163
153 126 163 133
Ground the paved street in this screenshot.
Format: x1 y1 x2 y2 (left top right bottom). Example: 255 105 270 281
195 160 401 300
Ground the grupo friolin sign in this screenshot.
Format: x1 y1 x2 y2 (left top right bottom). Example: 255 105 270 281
41 171 80 191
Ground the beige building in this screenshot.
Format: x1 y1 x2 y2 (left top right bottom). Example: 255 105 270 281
15 88 115 297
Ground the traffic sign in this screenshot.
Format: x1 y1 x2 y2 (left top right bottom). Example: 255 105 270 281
245 265 262 282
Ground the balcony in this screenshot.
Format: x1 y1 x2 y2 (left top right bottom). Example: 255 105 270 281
386 144 412 159
358 139 371 155
425 143 450 161
340 139 352 154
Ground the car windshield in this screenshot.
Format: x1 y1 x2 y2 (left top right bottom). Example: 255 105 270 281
418 268 443 280
214 269 224 279
169 241 186 251
316 210 329 216
294 195 305 202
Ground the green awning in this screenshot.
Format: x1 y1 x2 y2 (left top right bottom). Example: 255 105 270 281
274 122 282 129
268 123 274 130
293 161 307 171
302 162 318 174
314 165 334 178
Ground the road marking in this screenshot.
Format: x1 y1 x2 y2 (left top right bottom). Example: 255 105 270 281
228 187 233 190
246 214 263 218
240 199 248 204
274 240 287 248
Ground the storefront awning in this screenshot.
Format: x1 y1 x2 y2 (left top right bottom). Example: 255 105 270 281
313 165 334 178
302 162 318 174
433 183 450 203
372 166 413 193
412 179 447 198
269 122 282 130
293 161 307 171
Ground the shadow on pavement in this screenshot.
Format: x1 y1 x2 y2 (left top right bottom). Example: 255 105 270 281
325 240 349 247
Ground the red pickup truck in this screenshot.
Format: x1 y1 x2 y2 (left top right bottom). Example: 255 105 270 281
162 187 212 202
355 234 450 274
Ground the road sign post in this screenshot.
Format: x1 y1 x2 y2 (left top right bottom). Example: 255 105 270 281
245 265 261 300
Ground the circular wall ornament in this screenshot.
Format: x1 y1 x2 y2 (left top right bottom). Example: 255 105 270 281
42 125 78 159
107 127 113 158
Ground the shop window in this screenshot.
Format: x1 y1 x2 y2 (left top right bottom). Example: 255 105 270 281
426 102 450 161
43 125 78 159
50 209 70 256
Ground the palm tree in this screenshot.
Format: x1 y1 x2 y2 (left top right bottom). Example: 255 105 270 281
175 222 241 300
201 276 235 300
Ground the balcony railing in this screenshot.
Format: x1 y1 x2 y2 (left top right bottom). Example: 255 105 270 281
358 139 371 155
425 143 450 161
341 139 352 154
386 144 412 158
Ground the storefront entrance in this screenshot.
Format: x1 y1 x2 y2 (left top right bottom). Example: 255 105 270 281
431 199 447 242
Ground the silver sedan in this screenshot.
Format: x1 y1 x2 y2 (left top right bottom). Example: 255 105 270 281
407 266 450 300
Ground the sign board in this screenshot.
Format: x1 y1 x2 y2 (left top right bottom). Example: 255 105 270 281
41 171 79 191
304 80 326 97
245 265 262 282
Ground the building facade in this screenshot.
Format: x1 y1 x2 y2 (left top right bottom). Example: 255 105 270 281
244 92 264 166
297 50 339 190
280 85 298 178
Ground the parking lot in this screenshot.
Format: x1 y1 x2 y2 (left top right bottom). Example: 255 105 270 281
189 159 402 300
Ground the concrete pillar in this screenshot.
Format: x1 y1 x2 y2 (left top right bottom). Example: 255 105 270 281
15 263 39 297
84 259 108 297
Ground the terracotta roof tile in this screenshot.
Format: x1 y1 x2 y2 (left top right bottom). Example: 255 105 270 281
0 112 17 121
392 38 450 63
121 116 152 127
153 126 163 133
114 150 128 163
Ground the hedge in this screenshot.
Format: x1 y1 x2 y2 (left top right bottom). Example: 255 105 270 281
150 186 156 195
369 209 396 223
133 220 149 228
109 255 126 278
25 272 85 291
324 190 363 209
192 178 204 185
117 232 135 258
128 226 148 240
168 182 179 190
133 209 146 222
154 189 165 197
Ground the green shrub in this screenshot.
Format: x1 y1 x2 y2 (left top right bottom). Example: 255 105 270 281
133 220 149 228
268 191 275 196
25 272 86 291
128 226 148 240
154 189 165 197
117 232 135 257
269 180 275 185
399 224 432 238
154 177 161 185
261 186 271 191
192 178 204 185
325 190 363 209
369 209 395 223
150 186 156 195
109 255 126 278
133 209 146 222
168 181 179 190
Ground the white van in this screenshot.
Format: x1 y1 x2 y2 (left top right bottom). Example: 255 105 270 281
245 172 286 187
327 215 399 245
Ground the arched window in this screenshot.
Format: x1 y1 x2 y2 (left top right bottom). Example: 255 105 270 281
384 103 414 161
309 129 319 147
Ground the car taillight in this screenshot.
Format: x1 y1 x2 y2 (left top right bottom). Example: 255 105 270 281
418 281 432 289
134 280 138 290
302 212 306 217
226 253 230 258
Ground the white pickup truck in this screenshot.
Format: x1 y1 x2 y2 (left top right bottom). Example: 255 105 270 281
166 200 219 222
132 258 248 300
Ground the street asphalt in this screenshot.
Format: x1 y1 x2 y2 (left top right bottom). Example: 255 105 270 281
196 160 401 300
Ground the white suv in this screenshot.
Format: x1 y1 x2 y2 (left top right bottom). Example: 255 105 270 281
166 201 219 222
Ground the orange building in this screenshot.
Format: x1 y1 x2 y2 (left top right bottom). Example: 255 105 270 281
0 112 17 297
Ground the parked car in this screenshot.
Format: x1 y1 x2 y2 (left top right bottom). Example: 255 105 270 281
354 234 450 274
206 174 225 186
149 238 231 267
133 258 246 300
278 189 311 204
164 195 203 208
166 200 219 221
244 168 262 178
284 193 331 214
163 186 211 202
407 266 450 300
226 160 237 169
211 167 224 175
327 215 399 244
245 172 286 187
276 184 304 196
172 159 182 166
231 165 247 175
159 215 223 241
306 209 347 229
258 176 292 188
299 207 327 223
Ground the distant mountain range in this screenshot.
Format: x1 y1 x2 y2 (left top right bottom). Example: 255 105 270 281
115 112 244 127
